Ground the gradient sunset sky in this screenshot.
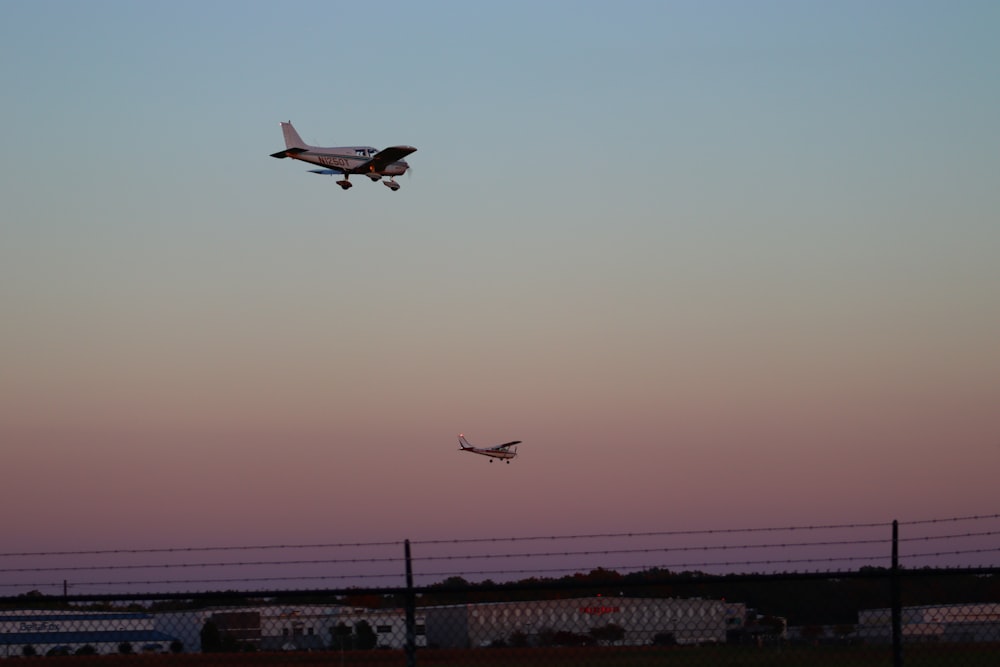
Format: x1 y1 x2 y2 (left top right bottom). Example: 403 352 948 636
2 0 999 572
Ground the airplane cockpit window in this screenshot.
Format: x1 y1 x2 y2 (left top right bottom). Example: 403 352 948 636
355 149 366 157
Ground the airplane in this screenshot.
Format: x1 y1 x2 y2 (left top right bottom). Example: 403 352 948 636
458 433 521 464
269 121 416 191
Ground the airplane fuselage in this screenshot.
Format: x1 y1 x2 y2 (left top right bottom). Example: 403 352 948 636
294 148 410 177
461 447 517 461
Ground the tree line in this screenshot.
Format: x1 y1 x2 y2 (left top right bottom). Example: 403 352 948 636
417 566 1000 626
5 565 997 628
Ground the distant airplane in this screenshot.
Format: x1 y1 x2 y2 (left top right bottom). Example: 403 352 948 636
269 121 416 191
458 434 521 464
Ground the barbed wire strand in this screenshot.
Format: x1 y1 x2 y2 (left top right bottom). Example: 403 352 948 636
6 546 999 594
0 537 894 575
5 542 996 591
2 513 996 561
2 514 997 594
6 529 997 576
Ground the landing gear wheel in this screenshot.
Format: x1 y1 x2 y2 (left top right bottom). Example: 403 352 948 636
337 179 352 190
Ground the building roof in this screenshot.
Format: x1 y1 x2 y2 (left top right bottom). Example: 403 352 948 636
0 612 151 622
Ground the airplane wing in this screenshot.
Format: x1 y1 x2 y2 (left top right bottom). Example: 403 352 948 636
356 145 417 172
492 440 522 450
308 168 347 175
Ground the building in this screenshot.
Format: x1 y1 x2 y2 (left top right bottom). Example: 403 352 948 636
335 606 427 650
858 603 1000 643
424 596 745 648
153 604 425 652
0 610 180 657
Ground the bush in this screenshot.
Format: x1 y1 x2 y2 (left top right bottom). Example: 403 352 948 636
652 632 677 646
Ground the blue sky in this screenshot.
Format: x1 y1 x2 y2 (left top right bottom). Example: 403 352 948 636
2 0 999 572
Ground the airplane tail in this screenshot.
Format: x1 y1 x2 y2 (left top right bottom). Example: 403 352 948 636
280 121 309 149
458 434 472 450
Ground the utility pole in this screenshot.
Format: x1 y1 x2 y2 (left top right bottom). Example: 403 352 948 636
891 520 902 667
405 540 416 667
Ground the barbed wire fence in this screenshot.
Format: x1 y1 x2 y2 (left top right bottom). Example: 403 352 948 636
1 513 998 666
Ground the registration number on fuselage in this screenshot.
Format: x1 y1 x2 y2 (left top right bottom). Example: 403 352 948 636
317 155 350 167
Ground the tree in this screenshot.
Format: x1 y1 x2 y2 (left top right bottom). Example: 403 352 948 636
201 620 222 653
354 620 378 650
759 615 787 638
539 629 594 647
652 632 677 646
331 622 353 650
424 576 472 605
438 576 470 587
590 623 626 645
508 630 529 647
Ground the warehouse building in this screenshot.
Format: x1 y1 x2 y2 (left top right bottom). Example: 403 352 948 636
857 603 1000 643
154 604 425 652
424 596 745 648
0 610 180 657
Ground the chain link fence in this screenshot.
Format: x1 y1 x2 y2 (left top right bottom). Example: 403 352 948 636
3 517 998 665
2 567 999 666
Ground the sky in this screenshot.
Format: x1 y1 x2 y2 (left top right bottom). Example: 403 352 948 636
2 1 999 588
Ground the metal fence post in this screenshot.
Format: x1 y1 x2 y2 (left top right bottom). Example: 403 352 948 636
891 519 902 667
405 539 417 667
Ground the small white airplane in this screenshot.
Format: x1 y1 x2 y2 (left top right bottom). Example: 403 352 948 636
269 121 416 191
458 434 521 464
